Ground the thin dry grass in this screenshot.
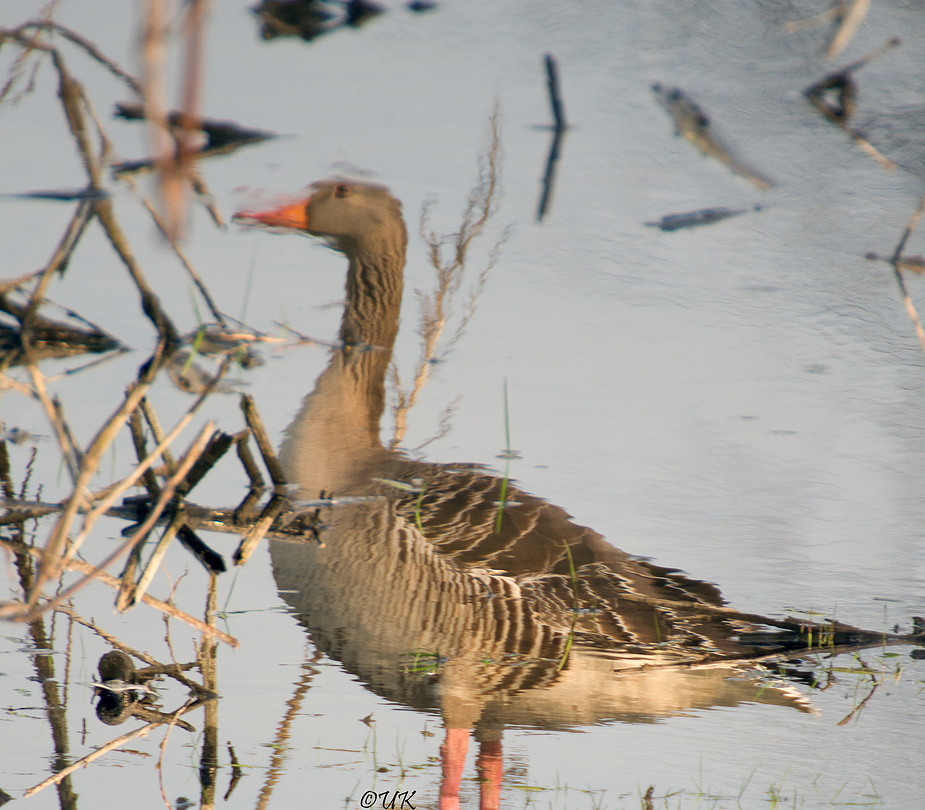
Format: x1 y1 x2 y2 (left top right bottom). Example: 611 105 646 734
390 101 510 450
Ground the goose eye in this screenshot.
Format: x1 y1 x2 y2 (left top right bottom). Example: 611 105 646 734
335 184 350 198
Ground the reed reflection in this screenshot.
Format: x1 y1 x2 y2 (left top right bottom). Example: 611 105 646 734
238 181 923 809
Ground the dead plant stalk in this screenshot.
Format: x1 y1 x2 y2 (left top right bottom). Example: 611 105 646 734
25 421 215 620
390 103 506 448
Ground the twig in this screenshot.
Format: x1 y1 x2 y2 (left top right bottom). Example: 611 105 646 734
135 190 228 325
19 198 95 328
28 365 223 607
26 364 81 484
235 431 264 489
783 7 841 34
53 605 161 666
0 370 35 395
1 538 239 646
836 677 880 725
232 493 287 565
140 396 177 472
42 44 179 344
176 430 235 498
240 394 287 486
31 422 216 618
119 509 187 611
23 698 212 798
827 0 870 60
804 38 901 172
888 194 925 356
29 377 162 600
4 20 142 94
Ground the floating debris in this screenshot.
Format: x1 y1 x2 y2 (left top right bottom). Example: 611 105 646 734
804 38 901 171
166 349 246 395
251 0 384 42
112 102 277 177
0 291 124 366
646 204 762 232
652 83 775 190
0 187 109 202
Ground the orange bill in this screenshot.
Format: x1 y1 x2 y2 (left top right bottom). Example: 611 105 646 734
234 199 309 230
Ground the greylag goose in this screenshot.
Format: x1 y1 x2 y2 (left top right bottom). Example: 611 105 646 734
236 180 922 809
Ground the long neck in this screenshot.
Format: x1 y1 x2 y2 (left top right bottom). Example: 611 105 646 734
280 229 406 497
340 236 405 350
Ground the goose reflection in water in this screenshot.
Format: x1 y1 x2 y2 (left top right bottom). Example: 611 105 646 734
236 181 923 809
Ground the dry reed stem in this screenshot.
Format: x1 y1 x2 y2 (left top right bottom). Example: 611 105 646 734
390 102 505 448
852 134 896 172
40 38 180 343
95 198 180 344
129 406 163 497
232 493 287 565
29 377 214 607
0 539 239 645
240 394 287 486
141 396 178 472
141 0 179 235
52 604 207 692
193 572 220 808
28 421 215 619
2 19 142 94
136 191 228 325
53 605 162 666
140 0 212 241
235 431 265 489
25 364 81 483
827 0 870 60
0 371 35 396
121 509 187 610
23 697 210 798
30 381 154 599
20 199 95 327
0 28 46 103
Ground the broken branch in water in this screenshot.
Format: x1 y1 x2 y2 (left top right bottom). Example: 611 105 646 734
872 194 925 356
240 394 287 486
22 695 214 799
33 421 216 618
804 37 901 171
0 538 239 646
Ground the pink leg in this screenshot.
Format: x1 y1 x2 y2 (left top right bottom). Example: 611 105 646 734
476 740 503 810
439 727 470 810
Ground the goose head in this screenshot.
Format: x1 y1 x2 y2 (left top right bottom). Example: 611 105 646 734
235 179 407 256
